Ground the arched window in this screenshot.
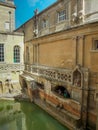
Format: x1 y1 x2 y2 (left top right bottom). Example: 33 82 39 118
14 45 20 63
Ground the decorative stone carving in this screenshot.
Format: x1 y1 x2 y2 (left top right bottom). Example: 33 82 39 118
73 65 83 87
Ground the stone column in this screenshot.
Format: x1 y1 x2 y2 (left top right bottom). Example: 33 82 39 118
72 36 78 66
77 35 85 66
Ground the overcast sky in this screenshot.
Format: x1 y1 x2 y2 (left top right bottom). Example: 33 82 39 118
14 0 57 29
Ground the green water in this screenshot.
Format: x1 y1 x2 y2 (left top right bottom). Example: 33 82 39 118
0 100 69 130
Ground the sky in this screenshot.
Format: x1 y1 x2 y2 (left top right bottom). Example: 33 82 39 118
14 0 57 29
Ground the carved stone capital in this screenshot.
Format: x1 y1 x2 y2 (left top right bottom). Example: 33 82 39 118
78 35 85 40
72 36 78 40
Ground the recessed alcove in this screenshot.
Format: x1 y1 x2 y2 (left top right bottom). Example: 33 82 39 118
73 66 83 88
52 85 70 98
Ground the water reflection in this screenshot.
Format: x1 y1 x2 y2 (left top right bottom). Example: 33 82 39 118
0 100 68 130
0 100 25 130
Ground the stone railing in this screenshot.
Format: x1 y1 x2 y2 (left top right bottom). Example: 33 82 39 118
0 64 24 72
25 64 72 84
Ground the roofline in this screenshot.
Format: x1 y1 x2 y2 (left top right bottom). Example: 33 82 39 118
15 0 61 30
24 21 98 43
15 0 71 31
0 31 24 36
0 1 16 8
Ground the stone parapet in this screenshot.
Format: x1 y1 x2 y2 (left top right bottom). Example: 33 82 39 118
0 64 24 72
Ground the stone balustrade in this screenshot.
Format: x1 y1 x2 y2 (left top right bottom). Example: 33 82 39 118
0 64 24 72
25 64 72 84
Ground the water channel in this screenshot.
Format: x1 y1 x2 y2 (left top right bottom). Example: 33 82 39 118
0 100 69 130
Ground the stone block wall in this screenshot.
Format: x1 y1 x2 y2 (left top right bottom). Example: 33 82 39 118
0 3 15 32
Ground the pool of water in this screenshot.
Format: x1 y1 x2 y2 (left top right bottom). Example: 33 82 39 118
0 100 69 130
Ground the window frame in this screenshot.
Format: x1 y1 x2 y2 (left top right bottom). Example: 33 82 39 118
93 39 98 50
5 21 10 30
0 44 4 62
57 9 67 23
91 38 98 51
42 19 48 29
13 45 20 63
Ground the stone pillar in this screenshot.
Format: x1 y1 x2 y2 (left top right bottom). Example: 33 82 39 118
77 35 85 66
72 35 85 67
72 36 78 66
27 87 33 102
26 81 34 102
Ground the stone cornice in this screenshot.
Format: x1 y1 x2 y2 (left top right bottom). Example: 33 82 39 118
0 31 24 36
85 11 98 18
0 1 16 8
25 22 98 44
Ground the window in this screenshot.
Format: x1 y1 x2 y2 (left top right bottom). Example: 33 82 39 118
96 93 98 99
93 40 98 50
14 45 20 63
58 10 66 22
5 22 10 30
42 19 48 28
0 44 4 62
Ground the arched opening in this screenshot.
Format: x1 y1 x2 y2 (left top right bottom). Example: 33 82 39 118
53 85 70 98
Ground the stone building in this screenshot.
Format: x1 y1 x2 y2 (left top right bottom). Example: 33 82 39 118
18 0 98 129
0 0 24 95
